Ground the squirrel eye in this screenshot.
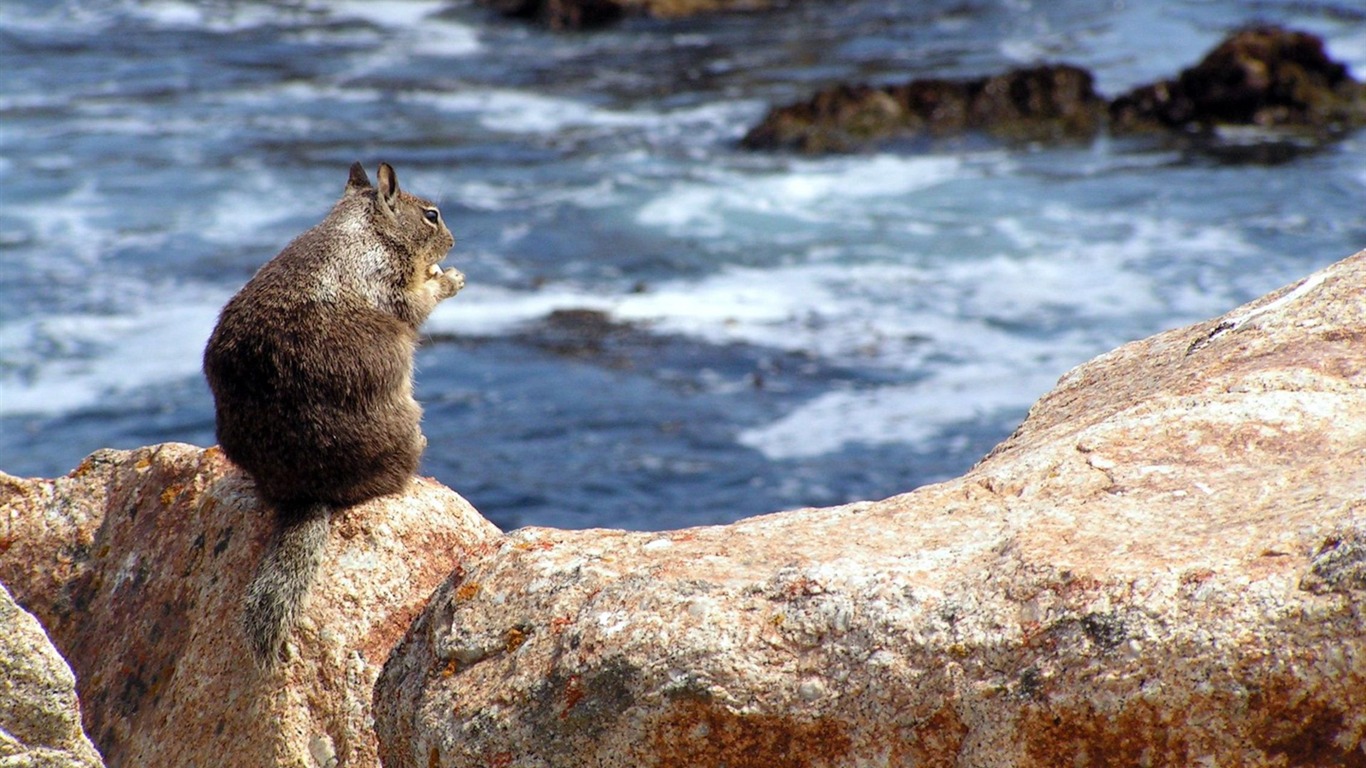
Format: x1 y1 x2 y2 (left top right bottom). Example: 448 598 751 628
423 207 440 224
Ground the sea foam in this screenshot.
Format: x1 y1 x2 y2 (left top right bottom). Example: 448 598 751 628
0 298 224 417
412 88 756 139
637 155 968 239
430 194 1259 461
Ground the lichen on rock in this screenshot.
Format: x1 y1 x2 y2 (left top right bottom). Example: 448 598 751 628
374 250 1366 767
0 444 500 768
4 260 1366 767
0 583 104 768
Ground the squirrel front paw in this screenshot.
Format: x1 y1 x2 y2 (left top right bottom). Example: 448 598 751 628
427 265 465 300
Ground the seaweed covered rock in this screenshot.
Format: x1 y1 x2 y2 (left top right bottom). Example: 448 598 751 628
1110 25 1366 137
745 26 1366 154
479 0 777 29
742 64 1106 152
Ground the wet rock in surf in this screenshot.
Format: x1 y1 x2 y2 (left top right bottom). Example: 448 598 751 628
528 309 647 362
1109 26 1366 138
744 26 1366 154
479 0 778 29
741 65 1106 153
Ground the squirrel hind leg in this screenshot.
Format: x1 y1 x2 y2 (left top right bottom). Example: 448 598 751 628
243 502 332 669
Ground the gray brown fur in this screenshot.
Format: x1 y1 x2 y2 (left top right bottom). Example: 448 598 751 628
204 162 463 667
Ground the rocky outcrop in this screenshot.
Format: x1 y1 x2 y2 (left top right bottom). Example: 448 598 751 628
0 444 500 768
742 65 1106 153
1110 26 1366 138
744 27 1366 153
375 249 1366 767
0 583 104 768
479 0 778 29
5 245 1366 766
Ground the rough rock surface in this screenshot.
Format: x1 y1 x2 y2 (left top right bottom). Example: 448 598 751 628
745 26 1366 154
0 444 500 768
742 65 1105 153
376 249 1366 767
480 0 777 29
1110 25 1366 138
0 582 104 768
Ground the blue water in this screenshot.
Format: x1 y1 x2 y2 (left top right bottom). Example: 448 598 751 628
2 0 1364 531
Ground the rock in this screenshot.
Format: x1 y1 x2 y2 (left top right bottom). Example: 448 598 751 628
742 65 1106 153
479 0 777 29
1111 25 1366 138
481 0 624 30
745 26 1366 155
375 249 1366 767
0 443 501 768
526 308 644 360
0 582 104 768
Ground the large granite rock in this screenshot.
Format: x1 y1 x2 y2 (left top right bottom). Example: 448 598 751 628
4 246 1365 766
0 582 104 768
375 249 1366 767
0 444 500 768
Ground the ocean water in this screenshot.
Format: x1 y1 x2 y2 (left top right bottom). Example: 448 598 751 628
2 0 1364 531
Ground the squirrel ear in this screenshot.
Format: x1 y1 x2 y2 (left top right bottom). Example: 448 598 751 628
377 163 400 208
346 162 372 193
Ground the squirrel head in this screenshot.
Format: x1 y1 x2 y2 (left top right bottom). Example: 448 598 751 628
346 162 455 279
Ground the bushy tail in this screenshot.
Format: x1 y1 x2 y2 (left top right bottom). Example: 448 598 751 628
243 502 331 669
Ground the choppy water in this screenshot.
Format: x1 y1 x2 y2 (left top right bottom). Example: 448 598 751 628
2 0 1364 530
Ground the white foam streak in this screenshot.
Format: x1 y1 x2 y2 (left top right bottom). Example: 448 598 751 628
0 5 90 34
429 285 612 336
738 368 1058 460
637 155 966 237
429 263 929 363
335 0 483 59
1324 29 1366 79
201 177 316 246
130 0 289 32
0 299 224 417
736 310 1087 459
617 264 928 360
426 260 1093 460
430 198 1256 461
415 89 755 136
127 0 479 55
327 0 449 28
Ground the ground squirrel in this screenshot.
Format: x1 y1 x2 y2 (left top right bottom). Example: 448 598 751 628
203 162 464 668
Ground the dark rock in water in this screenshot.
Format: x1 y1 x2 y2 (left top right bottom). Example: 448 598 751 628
477 0 778 29
533 308 642 360
434 308 659 367
481 0 624 29
741 65 1107 153
1110 26 1366 138
943 66 1106 141
740 83 912 154
744 26 1365 155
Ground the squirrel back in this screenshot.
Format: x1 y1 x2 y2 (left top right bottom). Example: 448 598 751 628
203 162 464 666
